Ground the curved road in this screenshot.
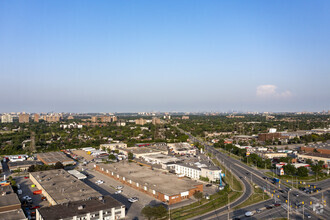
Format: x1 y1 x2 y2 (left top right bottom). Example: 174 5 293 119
181 128 328 220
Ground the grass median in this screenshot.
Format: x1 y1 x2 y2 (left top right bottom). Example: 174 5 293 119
234 184 270 210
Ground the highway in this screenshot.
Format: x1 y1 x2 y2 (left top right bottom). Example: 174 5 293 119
179 128 329 220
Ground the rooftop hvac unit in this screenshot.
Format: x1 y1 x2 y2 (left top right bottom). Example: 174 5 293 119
99 196 104 200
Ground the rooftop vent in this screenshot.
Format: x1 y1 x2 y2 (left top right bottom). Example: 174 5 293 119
78 205 84 210
98 196 104 200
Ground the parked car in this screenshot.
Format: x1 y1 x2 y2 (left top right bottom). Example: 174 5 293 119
115 190 122 194
256 209 262 213
41 197 47 201
293 193 299 197
205 184 212 187
116 186 123 190
274 203 281 207
128 197 139 203
23 196 33 203
95 180 104 185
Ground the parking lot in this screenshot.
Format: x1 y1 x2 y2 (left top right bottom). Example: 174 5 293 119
15 176 50 219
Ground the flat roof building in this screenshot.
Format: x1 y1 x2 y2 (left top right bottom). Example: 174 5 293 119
95 162 203 205
168 143 197 155
36 151 75 166
8 160 42 171
36 195 125 220
0 185 25 219
29 169 102 205
119 146 168 158
297 153 330 164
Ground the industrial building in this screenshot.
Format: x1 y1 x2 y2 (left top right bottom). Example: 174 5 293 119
95 162 203 205
36 151 75 166
68 170 87 180
8 160 42 171
36 195 125 220
119 146 168 158
168 143 197 155
29 169 102 205
0 185 26 220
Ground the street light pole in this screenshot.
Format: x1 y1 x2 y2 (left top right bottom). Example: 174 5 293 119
302 203 304 220
287 190 290 220
227 193 230 220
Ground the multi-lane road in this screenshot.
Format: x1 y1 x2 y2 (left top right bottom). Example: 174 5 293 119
180 128 329 220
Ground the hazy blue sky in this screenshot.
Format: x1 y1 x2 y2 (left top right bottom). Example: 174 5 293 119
1 0 329 113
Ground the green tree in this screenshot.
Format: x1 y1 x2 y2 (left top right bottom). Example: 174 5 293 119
311 164 322 180
297 166 308 177
128 152 134 160
28 165 35 172
141 205 168 220
282 164 296 176
54 161 64 169
193 191 203 204
108 154 117 160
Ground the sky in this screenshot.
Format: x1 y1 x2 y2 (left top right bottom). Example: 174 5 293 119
1 0 330 113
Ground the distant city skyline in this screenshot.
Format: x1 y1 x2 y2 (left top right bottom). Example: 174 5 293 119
1 1 329 112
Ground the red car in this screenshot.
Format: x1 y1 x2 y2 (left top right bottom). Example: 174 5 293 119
31 206 40 209
274 203 281 207
24 176 29 179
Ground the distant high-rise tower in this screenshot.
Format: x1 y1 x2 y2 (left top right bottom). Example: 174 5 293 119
1 114 13 123
19 114 29 123
34 114 39 122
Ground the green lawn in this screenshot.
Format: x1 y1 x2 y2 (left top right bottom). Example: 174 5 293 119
234 185 270 210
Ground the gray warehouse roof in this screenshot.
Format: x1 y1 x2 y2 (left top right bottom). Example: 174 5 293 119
30 169 101 204
97 162 201 196
38 195 124 220
37 151 75 165
0 209 26 220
